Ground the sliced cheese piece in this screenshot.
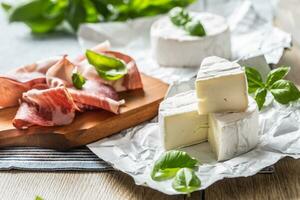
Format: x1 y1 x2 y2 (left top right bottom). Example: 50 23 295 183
159 90 208 150
208 96 259 161
195 56 248 114
151 12 231 68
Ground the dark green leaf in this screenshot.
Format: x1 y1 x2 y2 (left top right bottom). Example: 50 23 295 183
113 0 195 21
25 14 64 34
172 168 201 194
169 7 190 26
9 0 51 22
270 80 300 104
266 66 290 87
82 0 99 23
1 2 12 12
245 67 265 94
254 88 267 110
66 0 87 31
184 20 206 36
72 72 86 89
86 50 127 81
151 150 198 181
66 0 99 31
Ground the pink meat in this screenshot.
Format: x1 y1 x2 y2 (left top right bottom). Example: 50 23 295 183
68 80 125 114
45 56 124 114
13 87 78 129
77 50 143 92
0 57 60 108
46 56 74 88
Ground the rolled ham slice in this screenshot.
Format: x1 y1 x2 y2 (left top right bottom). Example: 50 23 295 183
0 56 61 108
78 50 143 92
46 56 124 114
13 87 78 129
68 80 125 114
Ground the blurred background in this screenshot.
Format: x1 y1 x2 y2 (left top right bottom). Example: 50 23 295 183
0 0 298 71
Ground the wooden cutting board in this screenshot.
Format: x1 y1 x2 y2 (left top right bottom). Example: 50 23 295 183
0 74 168 150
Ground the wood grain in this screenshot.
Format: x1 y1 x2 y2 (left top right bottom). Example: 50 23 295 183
0 74 168 150
205 158 300 200
0 158 297 200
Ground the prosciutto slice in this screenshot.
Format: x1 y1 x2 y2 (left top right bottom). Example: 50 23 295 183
78 50 143 92
0 57 60 108
2 41 143 129
13 87 78 129
68 80 125 114
45 56 124 114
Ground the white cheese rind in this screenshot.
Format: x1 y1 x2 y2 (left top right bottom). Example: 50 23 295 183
195 56 249 114
151 12 231 68
208 96 259 161
159 91 208 150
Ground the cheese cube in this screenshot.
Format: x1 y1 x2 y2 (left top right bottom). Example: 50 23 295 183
208 96 259 161
195 56 248 114
159 91 208 150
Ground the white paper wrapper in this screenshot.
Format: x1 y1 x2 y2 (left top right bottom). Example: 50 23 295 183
80 0 297 195
88 80 300 195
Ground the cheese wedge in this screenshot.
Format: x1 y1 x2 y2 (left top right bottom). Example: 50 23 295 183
159 91 208 150
208 96 259 161
195 56 248 114
151 12 231 68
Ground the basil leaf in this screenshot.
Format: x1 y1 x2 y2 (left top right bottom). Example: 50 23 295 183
9 0 51 22
35 196 44 200
254 88 267 110
172 168 201 194
169 7 190 26
151 150 198 181
67 0 99 31
245 67 265 94
72 72 86 89
266 66 290 87
270 80 300 104
185 20 206 36
26 14 64 34
1 2 12 12
86 50 127 81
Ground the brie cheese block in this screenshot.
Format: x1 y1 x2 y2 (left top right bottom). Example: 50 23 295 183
208 96 259 161
151 12 231 68
195 56 248 114
159 90 208 150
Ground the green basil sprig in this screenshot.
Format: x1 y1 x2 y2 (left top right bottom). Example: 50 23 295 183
151 150 198 181
245 66 300 110
172 168 201 195
72 72 86 89
86 50 127 81
169 7 206 37
151 150 201 194
2 0 195 34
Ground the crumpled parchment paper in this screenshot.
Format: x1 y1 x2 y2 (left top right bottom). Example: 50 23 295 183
88 80 300 195
77 0 298 195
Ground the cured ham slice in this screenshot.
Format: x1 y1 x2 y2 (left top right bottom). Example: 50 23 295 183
68 80 125 114
46 56 74 88
1 41 143 129
0 57 60 108
78 50 143 92
45 56 124 114
13 87 78 129
0 76 46 109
